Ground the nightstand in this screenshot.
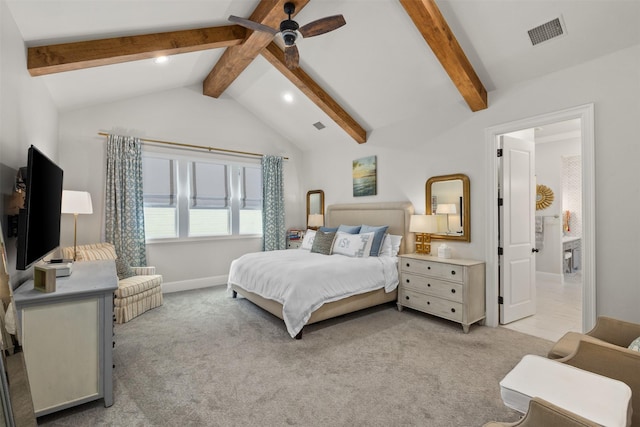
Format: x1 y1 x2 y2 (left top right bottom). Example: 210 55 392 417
287 229 305 249
287 239 302 249
397 253 485 333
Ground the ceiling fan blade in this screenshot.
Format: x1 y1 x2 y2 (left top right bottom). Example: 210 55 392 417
228 15 278 36
298 15 346 38
284 45 300 70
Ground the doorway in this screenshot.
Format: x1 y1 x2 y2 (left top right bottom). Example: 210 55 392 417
500 120 583 341
484 104 596 334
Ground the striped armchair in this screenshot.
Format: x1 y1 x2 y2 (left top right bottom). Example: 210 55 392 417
62 243 163 323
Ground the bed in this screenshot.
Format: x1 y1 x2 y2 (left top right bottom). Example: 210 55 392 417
227 201 415 338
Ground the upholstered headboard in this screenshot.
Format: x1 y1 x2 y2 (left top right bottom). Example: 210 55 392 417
325 202 415 255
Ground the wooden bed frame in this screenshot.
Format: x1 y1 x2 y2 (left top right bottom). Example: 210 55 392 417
230 201 415 339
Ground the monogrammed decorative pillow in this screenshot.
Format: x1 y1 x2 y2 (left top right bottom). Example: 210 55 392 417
300 229 317 250
332 232 375 258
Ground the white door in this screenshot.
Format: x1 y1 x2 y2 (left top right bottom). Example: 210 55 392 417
499 134 536 324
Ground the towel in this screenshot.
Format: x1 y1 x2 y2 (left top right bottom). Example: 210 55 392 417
535 216 544 251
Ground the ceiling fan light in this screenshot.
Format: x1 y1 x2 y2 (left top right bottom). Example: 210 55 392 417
282 30 297 46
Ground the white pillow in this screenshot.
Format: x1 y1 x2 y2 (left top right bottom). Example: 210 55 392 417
389 234 403 256
300 229 317 250
380 234 403 257
332 231 374 258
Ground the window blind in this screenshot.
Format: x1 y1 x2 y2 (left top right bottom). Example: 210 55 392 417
190 162 229 208
142 157 175 206
242 166 262 209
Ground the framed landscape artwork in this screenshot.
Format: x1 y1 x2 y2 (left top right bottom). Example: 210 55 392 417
353 156 377 197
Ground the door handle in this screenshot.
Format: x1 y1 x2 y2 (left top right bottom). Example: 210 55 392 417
532 248 539 253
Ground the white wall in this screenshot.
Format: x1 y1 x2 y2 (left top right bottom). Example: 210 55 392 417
59 86 304 285
302 44 640 323
0 0 59 287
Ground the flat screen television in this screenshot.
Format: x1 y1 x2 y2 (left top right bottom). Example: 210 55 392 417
16 145 64 270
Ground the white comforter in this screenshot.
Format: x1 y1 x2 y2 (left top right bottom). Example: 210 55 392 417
227 250 399 338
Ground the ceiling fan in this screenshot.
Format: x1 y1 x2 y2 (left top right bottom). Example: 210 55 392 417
229 2 346 69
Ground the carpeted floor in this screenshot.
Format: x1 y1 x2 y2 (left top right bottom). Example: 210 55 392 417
38 286 552 426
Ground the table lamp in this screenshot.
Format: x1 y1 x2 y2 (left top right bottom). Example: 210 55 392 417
307 214 324 230
409 214 438 254
61 190 93 261
436 203 457 233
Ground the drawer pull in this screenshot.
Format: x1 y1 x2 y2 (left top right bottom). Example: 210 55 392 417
451 308 456 313
427 266 431 270
406 263 410 267
427 301 430 305
405 279 410 283
451 289 456 294
451 270 456 275
427 283 431 287
405 296 410 300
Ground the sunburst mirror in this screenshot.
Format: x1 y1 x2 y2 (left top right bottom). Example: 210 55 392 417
536 184 554 210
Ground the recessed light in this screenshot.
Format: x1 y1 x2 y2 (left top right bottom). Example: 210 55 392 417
283 93 294 103
154 56 169 64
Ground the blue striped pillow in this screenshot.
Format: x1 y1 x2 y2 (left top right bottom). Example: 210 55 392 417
337 224 362 234
360 225 389 256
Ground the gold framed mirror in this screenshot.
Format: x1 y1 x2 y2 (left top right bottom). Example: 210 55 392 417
306 190 324 229
425 174 470 242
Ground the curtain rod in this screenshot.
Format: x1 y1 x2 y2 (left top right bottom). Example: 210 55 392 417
97 132 288 160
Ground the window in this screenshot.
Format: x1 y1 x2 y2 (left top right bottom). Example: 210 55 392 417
240 166 263 235
142 152 262 241
189 162 230 236
142 157 177 239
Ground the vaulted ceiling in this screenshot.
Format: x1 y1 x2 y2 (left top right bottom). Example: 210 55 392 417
6 0 640 151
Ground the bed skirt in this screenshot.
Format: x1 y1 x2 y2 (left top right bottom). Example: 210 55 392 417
230 285 397 336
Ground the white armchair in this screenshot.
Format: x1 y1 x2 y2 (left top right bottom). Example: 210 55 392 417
62 243 163 323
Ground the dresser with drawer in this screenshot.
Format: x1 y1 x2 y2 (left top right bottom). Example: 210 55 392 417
397 254 485 333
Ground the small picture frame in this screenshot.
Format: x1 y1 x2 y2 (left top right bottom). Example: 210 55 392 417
33 265 56 293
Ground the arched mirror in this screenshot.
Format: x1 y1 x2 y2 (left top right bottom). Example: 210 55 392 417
425 174 470 242
306 190 324 229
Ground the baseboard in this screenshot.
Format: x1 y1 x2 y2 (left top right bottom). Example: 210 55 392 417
536 271 563 283
162 275 228 294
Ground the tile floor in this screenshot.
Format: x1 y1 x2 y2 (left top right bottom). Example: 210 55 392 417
501 273 582 342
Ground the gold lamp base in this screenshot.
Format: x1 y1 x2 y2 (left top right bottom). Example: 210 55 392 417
414 233 432 255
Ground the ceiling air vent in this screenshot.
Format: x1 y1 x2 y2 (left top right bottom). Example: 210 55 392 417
313 121 326 130
528 17 566 46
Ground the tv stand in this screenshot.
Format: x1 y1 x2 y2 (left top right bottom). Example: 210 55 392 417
12 260 118 417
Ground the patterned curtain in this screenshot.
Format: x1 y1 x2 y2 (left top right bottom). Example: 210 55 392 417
105 134 147 266
262 155 285 251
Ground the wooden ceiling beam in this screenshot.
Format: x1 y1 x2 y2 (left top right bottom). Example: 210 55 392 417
27 25 246 77
203 0 310 98
399 0 487 111
261 42 367 144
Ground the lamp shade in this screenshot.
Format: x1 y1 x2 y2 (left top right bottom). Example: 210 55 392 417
409 215 438 233
436 203 457 214
61 190 93 215
436 203 458 214
308 214 324 228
